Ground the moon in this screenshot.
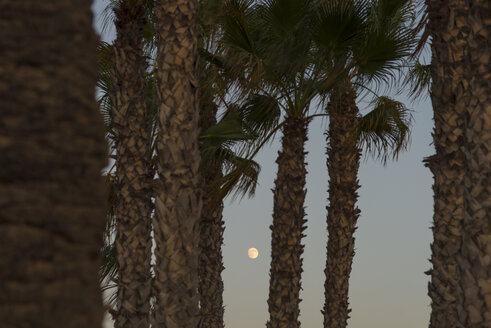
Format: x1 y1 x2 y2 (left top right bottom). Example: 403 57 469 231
248 247 259 259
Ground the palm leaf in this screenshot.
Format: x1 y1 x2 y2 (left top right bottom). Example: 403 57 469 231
239 94 282 137
356 96 412 164
353 0 415 86
402 62 431 100
213 150 261 200
96 41 115 136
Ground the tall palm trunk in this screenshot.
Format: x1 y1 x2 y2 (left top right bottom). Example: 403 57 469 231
425 1 467 327
457 1 490 326
322 85 361 328
111 1 152 327
0 0 107 326
199 98 225 328
152 0 202 327
267 116 309 328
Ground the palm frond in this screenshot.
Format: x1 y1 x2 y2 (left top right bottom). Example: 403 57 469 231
96 41 115 135
402 62 431 100
100 241 118 285
201 110 258 147
356 96 412 164
312 0 366 57
239 93 282 137
353 0 415 86
222 0 257 56
410 0 428 59
213 150 261 200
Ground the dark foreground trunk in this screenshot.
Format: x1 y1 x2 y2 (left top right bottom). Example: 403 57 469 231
111 2 152 328
267 117 309 328
0 1 107 327
457 0 491 326
425 1 467 327
322 85 361 328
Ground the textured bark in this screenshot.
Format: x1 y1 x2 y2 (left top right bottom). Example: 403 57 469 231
152 0 202 327
425 1 469 327
322 85 361 328
267 117 308 328
457 1 491 326
0 1 107 327
199 98 225 328
111 2 152 328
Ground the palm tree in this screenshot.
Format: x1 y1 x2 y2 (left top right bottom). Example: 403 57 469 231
424 1 468 326
197 3 268 325
109 1 153 327
323 86 412 328
220 1 413 326
152 0 202 326
198 83 226 328
197 4 228 325
198 101 261 327
456 1 490 325
320 1 414 327
221 2 326 325
0 0 107 326
97 39 159 313
426 0 491 327
323 83 362 328
96 4 261 324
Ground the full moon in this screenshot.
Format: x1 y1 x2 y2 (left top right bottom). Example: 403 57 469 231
248 247 259 259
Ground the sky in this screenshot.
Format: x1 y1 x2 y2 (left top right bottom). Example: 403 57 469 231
92 1 435 327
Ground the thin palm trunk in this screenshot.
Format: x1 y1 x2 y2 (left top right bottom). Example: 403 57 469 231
0 0 107 326
457 1 490 326
267 116 309 328
425 1 467 327
322 85 361 328
111 2 152 327
152 0 202 327
199 99 225 328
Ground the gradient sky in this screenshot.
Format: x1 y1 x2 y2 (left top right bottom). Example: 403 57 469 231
92 1 435 327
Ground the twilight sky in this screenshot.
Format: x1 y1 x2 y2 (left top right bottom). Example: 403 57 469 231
92 1 435 327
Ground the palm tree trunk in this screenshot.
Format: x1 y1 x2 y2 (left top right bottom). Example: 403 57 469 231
152 0 202 327
199 99 225 328
425 1 468 327
322 85 361 328
111 2 152 327
267 116 309 328
199 174 225 328
457 1 491 326
0 0 107 326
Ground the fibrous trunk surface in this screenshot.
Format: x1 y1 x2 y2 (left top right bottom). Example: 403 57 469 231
0 0 107 327
267 117 308 328
199 99 225 328
426 1 467 327
111 2 152 327
152 0 202 327
323 85 361 328
199 175 225 328
457 0 490 326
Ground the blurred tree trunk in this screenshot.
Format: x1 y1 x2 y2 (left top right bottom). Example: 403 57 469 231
111 1 152 327
425 1 468 327
152 0 202 327
0 0 107 327
322 84 361 328
267 117 308 328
